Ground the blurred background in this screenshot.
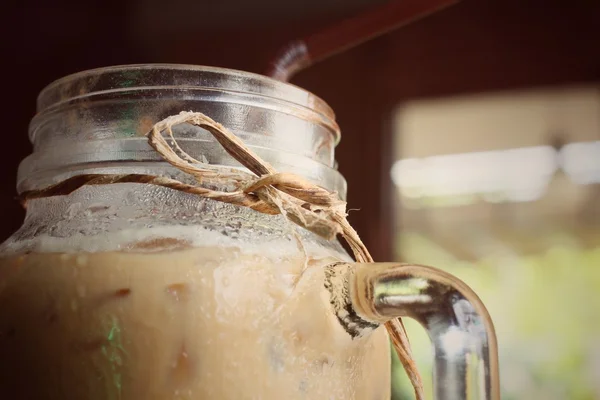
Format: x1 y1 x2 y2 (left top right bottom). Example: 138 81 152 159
2 0 599 398
390 88 600 399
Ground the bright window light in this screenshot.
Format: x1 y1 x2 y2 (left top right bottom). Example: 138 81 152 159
391 145 559 203
559 141 600 185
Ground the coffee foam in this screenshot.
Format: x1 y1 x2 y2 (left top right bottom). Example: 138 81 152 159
1 224 350 262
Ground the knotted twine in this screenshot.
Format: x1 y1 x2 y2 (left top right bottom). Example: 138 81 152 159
21 111 424 399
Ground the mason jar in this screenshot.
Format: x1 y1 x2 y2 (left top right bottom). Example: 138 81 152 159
0 65 394 399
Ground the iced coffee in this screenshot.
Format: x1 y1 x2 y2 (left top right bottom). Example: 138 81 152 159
0 226 391 399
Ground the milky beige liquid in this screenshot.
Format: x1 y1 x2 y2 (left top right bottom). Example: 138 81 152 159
0 243 390 399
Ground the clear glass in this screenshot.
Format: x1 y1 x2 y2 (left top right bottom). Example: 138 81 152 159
0 65 391 399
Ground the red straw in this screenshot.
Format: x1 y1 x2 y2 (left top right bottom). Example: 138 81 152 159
266 0 461 81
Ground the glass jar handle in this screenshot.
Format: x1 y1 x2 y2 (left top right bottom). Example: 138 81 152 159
325 263 500 400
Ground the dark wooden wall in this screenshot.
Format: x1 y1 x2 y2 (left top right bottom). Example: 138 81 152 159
2 0 599 260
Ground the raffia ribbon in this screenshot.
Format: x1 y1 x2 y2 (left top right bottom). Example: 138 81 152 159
21 111 424 399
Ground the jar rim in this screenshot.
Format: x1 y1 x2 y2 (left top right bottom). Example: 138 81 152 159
23 64 347 198
37 64 339 143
